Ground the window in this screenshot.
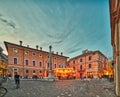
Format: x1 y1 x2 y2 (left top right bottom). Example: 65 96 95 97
73 67 75 70
98 64 101 68
54 64 56 68
32 52 36 56
80 58 82 62
26 70 29 73
33 70 36 73
33 61 36 66
40 70 42 73
25 60 29 65
25 51 29 55
39 54 42 57
13 58 18 64
39 62 42 67
13 48 18 53
88 56 92 60
88 64 91 68
73 60 75 64
47 63 49 68
80 65 82 70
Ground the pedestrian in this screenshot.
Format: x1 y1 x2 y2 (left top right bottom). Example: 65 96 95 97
14 72 20 89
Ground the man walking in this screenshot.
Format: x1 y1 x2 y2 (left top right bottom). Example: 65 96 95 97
14 72 20 89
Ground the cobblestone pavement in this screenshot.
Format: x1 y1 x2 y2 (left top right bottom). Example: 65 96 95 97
2 79 116 97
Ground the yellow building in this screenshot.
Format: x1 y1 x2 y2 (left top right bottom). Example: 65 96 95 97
0 47 8 77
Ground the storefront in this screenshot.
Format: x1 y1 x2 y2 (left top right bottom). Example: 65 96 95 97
54 68 76 79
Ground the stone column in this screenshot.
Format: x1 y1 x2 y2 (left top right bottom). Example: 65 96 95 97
115 19 120 96
43 45 56 81
48 45 52 77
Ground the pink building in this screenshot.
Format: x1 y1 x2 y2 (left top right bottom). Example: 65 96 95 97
4 41 68 78
68 49 108 79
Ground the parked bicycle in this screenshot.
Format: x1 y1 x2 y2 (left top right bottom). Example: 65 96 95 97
0 83 7 97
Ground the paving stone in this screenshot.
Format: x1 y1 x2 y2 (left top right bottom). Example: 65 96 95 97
2 79 116 97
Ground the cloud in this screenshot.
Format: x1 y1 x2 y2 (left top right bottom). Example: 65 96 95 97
66 47 81 54
8 21 16 29
0 13 2 17
0 17 16 29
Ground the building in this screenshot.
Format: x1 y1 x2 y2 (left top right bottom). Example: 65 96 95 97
0 47 8 77
107 59 114 77
68 49 108 79
4 41 68 78
109 0 120 96
54 68 75 79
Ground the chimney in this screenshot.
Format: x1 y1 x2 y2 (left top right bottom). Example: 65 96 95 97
36 45 38 50
19 41 22 46
61 52 63 56
40 47 42 51
56 52 58 55
27 45 29 47
82 49 88 54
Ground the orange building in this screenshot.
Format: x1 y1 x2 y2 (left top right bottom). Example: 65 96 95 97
68 49 108 79
4 41 68 78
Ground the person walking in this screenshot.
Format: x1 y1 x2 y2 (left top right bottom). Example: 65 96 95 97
14 72 20 89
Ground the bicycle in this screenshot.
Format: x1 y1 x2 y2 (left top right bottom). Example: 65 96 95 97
0 83 7 97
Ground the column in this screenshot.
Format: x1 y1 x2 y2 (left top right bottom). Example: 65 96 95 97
115 19 120 96
48 45 52 77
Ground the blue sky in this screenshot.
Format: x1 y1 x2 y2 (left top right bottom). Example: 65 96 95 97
0 0 113 59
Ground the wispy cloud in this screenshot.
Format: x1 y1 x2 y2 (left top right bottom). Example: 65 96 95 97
0 16 16 29
0 0 112 58
66 47 82 54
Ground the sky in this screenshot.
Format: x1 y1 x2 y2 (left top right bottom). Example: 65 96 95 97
0 0 113 59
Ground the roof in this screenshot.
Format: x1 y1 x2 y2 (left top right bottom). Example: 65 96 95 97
69 50 108 61
4 41 69 58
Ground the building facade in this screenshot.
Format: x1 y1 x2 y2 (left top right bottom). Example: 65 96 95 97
0 47 8 77
109 0 120 96
107 59 114 77
68 50 108 79
4 41 68 78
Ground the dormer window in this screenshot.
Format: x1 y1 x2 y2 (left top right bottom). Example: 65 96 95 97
13 48 18 53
